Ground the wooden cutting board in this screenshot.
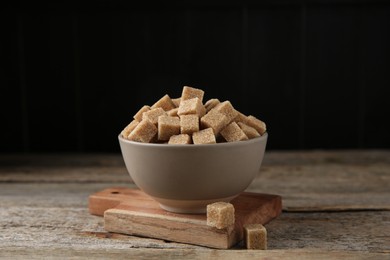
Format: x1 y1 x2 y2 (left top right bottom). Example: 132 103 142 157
89 187 282 249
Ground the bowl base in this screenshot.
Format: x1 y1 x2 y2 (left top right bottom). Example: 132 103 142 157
154 195 238 214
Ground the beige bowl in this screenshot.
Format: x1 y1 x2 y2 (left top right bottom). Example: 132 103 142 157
118 133 268 213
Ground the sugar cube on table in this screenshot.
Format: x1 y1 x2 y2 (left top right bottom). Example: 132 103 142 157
158 116 180 141
192 128 216 144
220 122 248 142
180 114 199 135
168 134 192 144
177 97 205 117
181 86 204 102
127 119 157 143
206 202 235 229
200 110 229 135
151 94 176 111
243 224 267 250
142 108 167 125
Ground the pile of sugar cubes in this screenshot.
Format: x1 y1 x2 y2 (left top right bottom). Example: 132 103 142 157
121 86 266 144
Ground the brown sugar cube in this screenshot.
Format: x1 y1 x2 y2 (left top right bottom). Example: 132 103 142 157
142 108 167 125
205 98 220 112
206 202 235 229
234 111 250 124
180 114 199 135
121 120 139 139
167 107 179 117
200 110 229 135
128 119 157 143
181 86 204 102
172 97 181 108
199 103 206 117
247 115 267 135
168 134 192 144
214 101 238 123
158 116 180 141
192 128 216 144
220 122 248 142
237 122 260 139
177 97 205 117
151 94 175 111
133 105 150 122
244 224 267 250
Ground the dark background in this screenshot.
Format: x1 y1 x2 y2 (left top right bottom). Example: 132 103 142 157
1 1 390 153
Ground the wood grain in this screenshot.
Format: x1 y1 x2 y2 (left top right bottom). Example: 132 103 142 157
1 188 389 252
0 152 389 258
89 188 281 249
1 248 388 260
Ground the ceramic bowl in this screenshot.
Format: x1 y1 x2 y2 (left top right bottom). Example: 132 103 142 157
118 133 268 213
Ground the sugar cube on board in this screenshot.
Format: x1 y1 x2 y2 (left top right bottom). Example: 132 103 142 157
206 202 235 229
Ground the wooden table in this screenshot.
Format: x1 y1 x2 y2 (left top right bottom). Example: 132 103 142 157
1 151 389 259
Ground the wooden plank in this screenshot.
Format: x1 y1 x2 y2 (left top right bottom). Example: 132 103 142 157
89 188 282 249
89 187 157 215
105 208 234 249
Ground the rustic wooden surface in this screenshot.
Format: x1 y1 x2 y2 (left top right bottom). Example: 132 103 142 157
92 188 281 248
1 151 390 259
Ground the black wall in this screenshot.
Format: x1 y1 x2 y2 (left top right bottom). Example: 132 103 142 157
1 1 390 153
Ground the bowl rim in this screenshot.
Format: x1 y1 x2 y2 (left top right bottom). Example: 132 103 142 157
118 132 267 148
